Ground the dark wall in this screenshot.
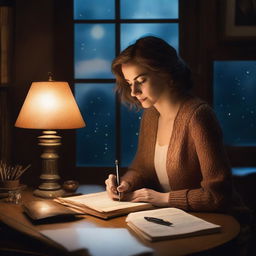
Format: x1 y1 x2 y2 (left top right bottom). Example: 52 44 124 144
11 0 55 187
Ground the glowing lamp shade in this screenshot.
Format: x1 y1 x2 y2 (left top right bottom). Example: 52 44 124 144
15 81 85 198
15 81 85 129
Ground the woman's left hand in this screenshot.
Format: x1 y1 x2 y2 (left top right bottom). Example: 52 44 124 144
128 188 169 207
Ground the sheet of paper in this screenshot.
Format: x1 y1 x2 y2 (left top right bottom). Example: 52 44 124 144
41 227 154 256
126 208 221 238
57 191 150 212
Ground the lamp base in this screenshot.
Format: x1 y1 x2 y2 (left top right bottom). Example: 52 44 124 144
34 130 65 199
33 188 65 198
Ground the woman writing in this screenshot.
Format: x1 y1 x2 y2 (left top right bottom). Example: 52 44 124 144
105 36 242 213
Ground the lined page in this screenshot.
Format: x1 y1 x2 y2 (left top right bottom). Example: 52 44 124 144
55 191 150 213
126 208 221 239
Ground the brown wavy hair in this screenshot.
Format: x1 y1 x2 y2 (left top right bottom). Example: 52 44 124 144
112 36 193 109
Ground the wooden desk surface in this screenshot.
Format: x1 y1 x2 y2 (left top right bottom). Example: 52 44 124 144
0 186 240 256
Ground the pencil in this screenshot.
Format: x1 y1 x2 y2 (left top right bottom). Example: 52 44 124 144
115 160 121 201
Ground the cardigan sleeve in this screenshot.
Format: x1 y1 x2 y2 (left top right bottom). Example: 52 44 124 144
121 109 159 190
169 104 233 212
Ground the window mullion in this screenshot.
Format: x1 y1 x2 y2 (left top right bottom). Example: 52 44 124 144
115 0 121 163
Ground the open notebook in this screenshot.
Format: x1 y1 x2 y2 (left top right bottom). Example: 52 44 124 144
54 191 153 219
126 208 221 242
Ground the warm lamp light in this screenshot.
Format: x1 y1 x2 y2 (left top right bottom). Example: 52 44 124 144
15 77 85 198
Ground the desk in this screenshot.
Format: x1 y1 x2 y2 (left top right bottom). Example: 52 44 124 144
0 185 240 256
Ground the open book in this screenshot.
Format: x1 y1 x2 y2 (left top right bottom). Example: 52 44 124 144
126 208 221 242
54 191 153 219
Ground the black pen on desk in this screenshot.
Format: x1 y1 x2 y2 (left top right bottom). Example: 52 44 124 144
115 159 121 201
144 217 172 226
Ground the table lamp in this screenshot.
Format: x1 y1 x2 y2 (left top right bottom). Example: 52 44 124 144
15 76 85 198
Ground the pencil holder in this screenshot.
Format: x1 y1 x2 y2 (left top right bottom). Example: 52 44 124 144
0 179 20 189
0 161 31 184
0 161 30 199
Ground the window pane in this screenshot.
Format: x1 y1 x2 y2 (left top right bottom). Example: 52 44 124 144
121 23 178 51
74 24 115 79
74 0 115 20
121 106 143 167
121 0 178 19
213 61 256 146
75 83 116 166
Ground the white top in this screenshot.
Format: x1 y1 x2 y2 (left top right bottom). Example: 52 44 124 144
154 143 171 192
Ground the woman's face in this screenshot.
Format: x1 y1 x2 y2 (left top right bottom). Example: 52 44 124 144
121 62 169 109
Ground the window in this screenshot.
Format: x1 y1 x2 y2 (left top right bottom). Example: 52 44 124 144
73 0 179 167
213 61 256 146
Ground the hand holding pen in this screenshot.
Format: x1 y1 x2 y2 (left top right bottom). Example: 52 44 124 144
105 160 130 201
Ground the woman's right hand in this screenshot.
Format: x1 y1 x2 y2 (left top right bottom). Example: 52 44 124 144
105 174 130 200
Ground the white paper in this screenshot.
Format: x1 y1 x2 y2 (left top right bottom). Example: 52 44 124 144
41 227 154 256
55 191 150 213
126 208 221 239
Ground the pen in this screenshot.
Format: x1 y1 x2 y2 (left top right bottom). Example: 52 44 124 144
144 217 172 226
115 159 121 201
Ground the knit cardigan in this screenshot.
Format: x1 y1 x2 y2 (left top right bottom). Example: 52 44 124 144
121 96 234 212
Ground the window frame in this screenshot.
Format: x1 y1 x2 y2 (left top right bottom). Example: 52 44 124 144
71 0 180 169
211 55 256 167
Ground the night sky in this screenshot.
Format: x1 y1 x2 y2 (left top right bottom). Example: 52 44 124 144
214 61 256 146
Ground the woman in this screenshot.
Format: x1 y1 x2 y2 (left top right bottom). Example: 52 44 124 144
105 36 239 212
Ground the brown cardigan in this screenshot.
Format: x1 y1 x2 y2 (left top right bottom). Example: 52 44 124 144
121 96 235 212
